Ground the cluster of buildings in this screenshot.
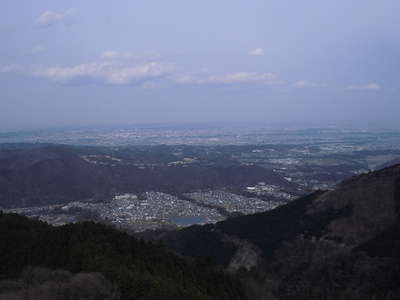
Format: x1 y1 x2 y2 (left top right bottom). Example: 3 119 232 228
5 190 286 231
245 183 297 201
185 190 284 215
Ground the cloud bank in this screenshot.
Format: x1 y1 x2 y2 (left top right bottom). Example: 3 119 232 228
175 72 281 85
0 50 351 90
34 62 173 85
0 50 286 88
1 61 173 86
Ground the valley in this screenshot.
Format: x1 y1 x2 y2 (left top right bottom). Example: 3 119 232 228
1 127 400 231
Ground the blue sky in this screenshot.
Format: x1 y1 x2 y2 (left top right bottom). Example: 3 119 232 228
1 0 399 129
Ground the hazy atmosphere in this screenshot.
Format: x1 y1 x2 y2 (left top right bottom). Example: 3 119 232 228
2 2 400 299
1 0 400 129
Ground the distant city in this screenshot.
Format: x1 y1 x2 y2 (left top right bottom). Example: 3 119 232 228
2 125 400 147
2 125 400 231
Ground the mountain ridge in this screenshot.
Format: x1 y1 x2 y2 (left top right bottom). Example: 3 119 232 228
1 156 400 299
158 164 400 299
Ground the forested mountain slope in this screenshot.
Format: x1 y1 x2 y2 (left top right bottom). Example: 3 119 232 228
162 165 400 299
0 213 245 300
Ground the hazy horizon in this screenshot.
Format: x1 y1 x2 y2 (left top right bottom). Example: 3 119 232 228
3 120 400 133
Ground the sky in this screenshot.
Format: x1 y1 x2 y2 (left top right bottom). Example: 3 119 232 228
0 0 399 130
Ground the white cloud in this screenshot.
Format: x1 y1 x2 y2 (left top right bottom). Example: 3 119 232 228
1 54 310 89
36 62 172 85
2 61 326 89
2 64 286 87
35 9 73 27
1 61 174 86
293 80 324 88
248 48 264 56
347 83 381 91
175 72 283 86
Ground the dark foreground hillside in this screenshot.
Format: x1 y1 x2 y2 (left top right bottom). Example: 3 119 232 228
2 163 400 299
0 213 245 300
161 164 400 300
